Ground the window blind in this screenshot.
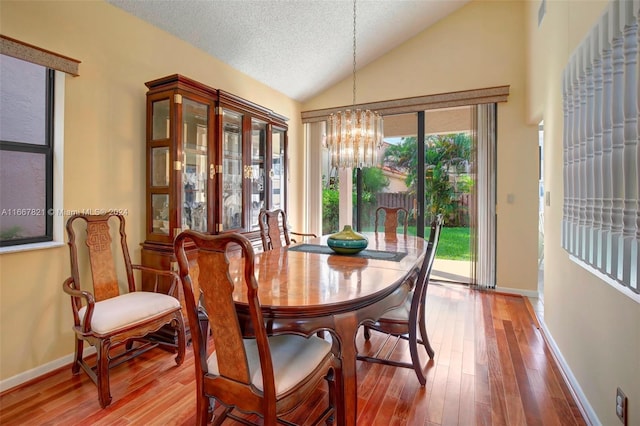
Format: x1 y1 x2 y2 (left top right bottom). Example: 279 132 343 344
0 35 80 76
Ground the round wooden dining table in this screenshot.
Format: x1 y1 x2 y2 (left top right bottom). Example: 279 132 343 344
231 233 428 426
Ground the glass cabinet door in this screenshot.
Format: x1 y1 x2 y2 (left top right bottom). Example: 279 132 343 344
150 98 171 236
221 109 243 231
151 194 170 234
270 127 285 210
249 119 267 230
151 99 170 141
151 147 169 187
181 98 209 232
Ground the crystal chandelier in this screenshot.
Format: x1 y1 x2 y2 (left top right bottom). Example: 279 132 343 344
326 0 384 169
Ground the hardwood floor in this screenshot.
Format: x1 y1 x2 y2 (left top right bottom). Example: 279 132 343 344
0 282 586 426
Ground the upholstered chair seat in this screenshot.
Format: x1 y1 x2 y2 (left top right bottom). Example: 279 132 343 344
78 292 181 335
375 291 414 322
207 334 332 395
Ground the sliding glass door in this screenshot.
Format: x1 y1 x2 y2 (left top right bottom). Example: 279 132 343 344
315 103 497 288
366 107 475 283
319 105 495 286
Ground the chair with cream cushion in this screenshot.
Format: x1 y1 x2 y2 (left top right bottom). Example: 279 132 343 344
358 214 443 385
62 213 186 408
174 230 340 426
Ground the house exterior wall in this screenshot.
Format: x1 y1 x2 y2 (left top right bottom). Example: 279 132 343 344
381 169 410 193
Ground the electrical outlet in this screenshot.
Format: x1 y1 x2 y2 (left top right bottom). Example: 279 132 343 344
616 387 627 425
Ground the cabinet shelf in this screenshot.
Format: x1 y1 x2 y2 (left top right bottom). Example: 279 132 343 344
223 151 242 160
184 146 207 153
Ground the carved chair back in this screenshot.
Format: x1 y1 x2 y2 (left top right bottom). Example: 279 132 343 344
258 208 290 250
66 214 134 304
257 208 316 251
374 206 409 237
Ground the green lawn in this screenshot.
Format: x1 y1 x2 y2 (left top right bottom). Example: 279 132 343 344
408 226 471 261
360 225 471 261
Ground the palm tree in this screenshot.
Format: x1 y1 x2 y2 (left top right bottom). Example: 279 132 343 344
383 133 472 225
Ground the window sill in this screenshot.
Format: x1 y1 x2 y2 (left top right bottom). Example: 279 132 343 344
570 255 640 304
0 241 65 255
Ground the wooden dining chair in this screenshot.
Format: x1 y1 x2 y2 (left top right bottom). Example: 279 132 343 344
174 230 341 426
364 206 412 340
62 213 186 408
258 208 316 251
374 206 409 237
358 214 443 385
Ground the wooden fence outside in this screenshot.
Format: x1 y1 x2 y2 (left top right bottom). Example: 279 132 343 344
375 192 470 226
375 192 416 216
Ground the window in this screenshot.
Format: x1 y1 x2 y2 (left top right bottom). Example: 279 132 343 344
561 0 639 297
0 35 77 252
0 54 54 246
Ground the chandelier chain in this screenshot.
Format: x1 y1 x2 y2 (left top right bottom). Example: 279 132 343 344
352 0 357 107
325 0 383 169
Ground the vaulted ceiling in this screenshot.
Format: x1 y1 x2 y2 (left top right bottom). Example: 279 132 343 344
107 0 469 102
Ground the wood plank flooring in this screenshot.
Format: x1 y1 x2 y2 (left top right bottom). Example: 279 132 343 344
0 282 586 425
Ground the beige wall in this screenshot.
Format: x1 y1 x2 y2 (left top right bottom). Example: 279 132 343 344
525 0 640 425
305 0 540 293
0 0 304 383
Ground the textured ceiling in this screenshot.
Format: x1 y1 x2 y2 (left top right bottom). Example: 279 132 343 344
107 0 469 102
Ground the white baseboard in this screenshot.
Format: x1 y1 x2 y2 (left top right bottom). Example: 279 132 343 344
494 285 539 298
537 319 600 425
0 347 95 393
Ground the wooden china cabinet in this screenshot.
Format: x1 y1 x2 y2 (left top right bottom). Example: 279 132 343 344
140 74 288 307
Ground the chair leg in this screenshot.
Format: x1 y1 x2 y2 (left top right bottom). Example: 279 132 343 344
409 342 427 386
211 403 233 426
196 394 211 426
72 337 83 375
208 397 217 423
418 312 435 359
325 367 337 425
363 326 371 340
199 320 209 342
421 334 435 360
332 361 344 425
96 340 113 408
174 315 186 366
408 331 426 386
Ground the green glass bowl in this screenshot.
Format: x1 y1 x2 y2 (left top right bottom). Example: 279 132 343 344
327 225 368 254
